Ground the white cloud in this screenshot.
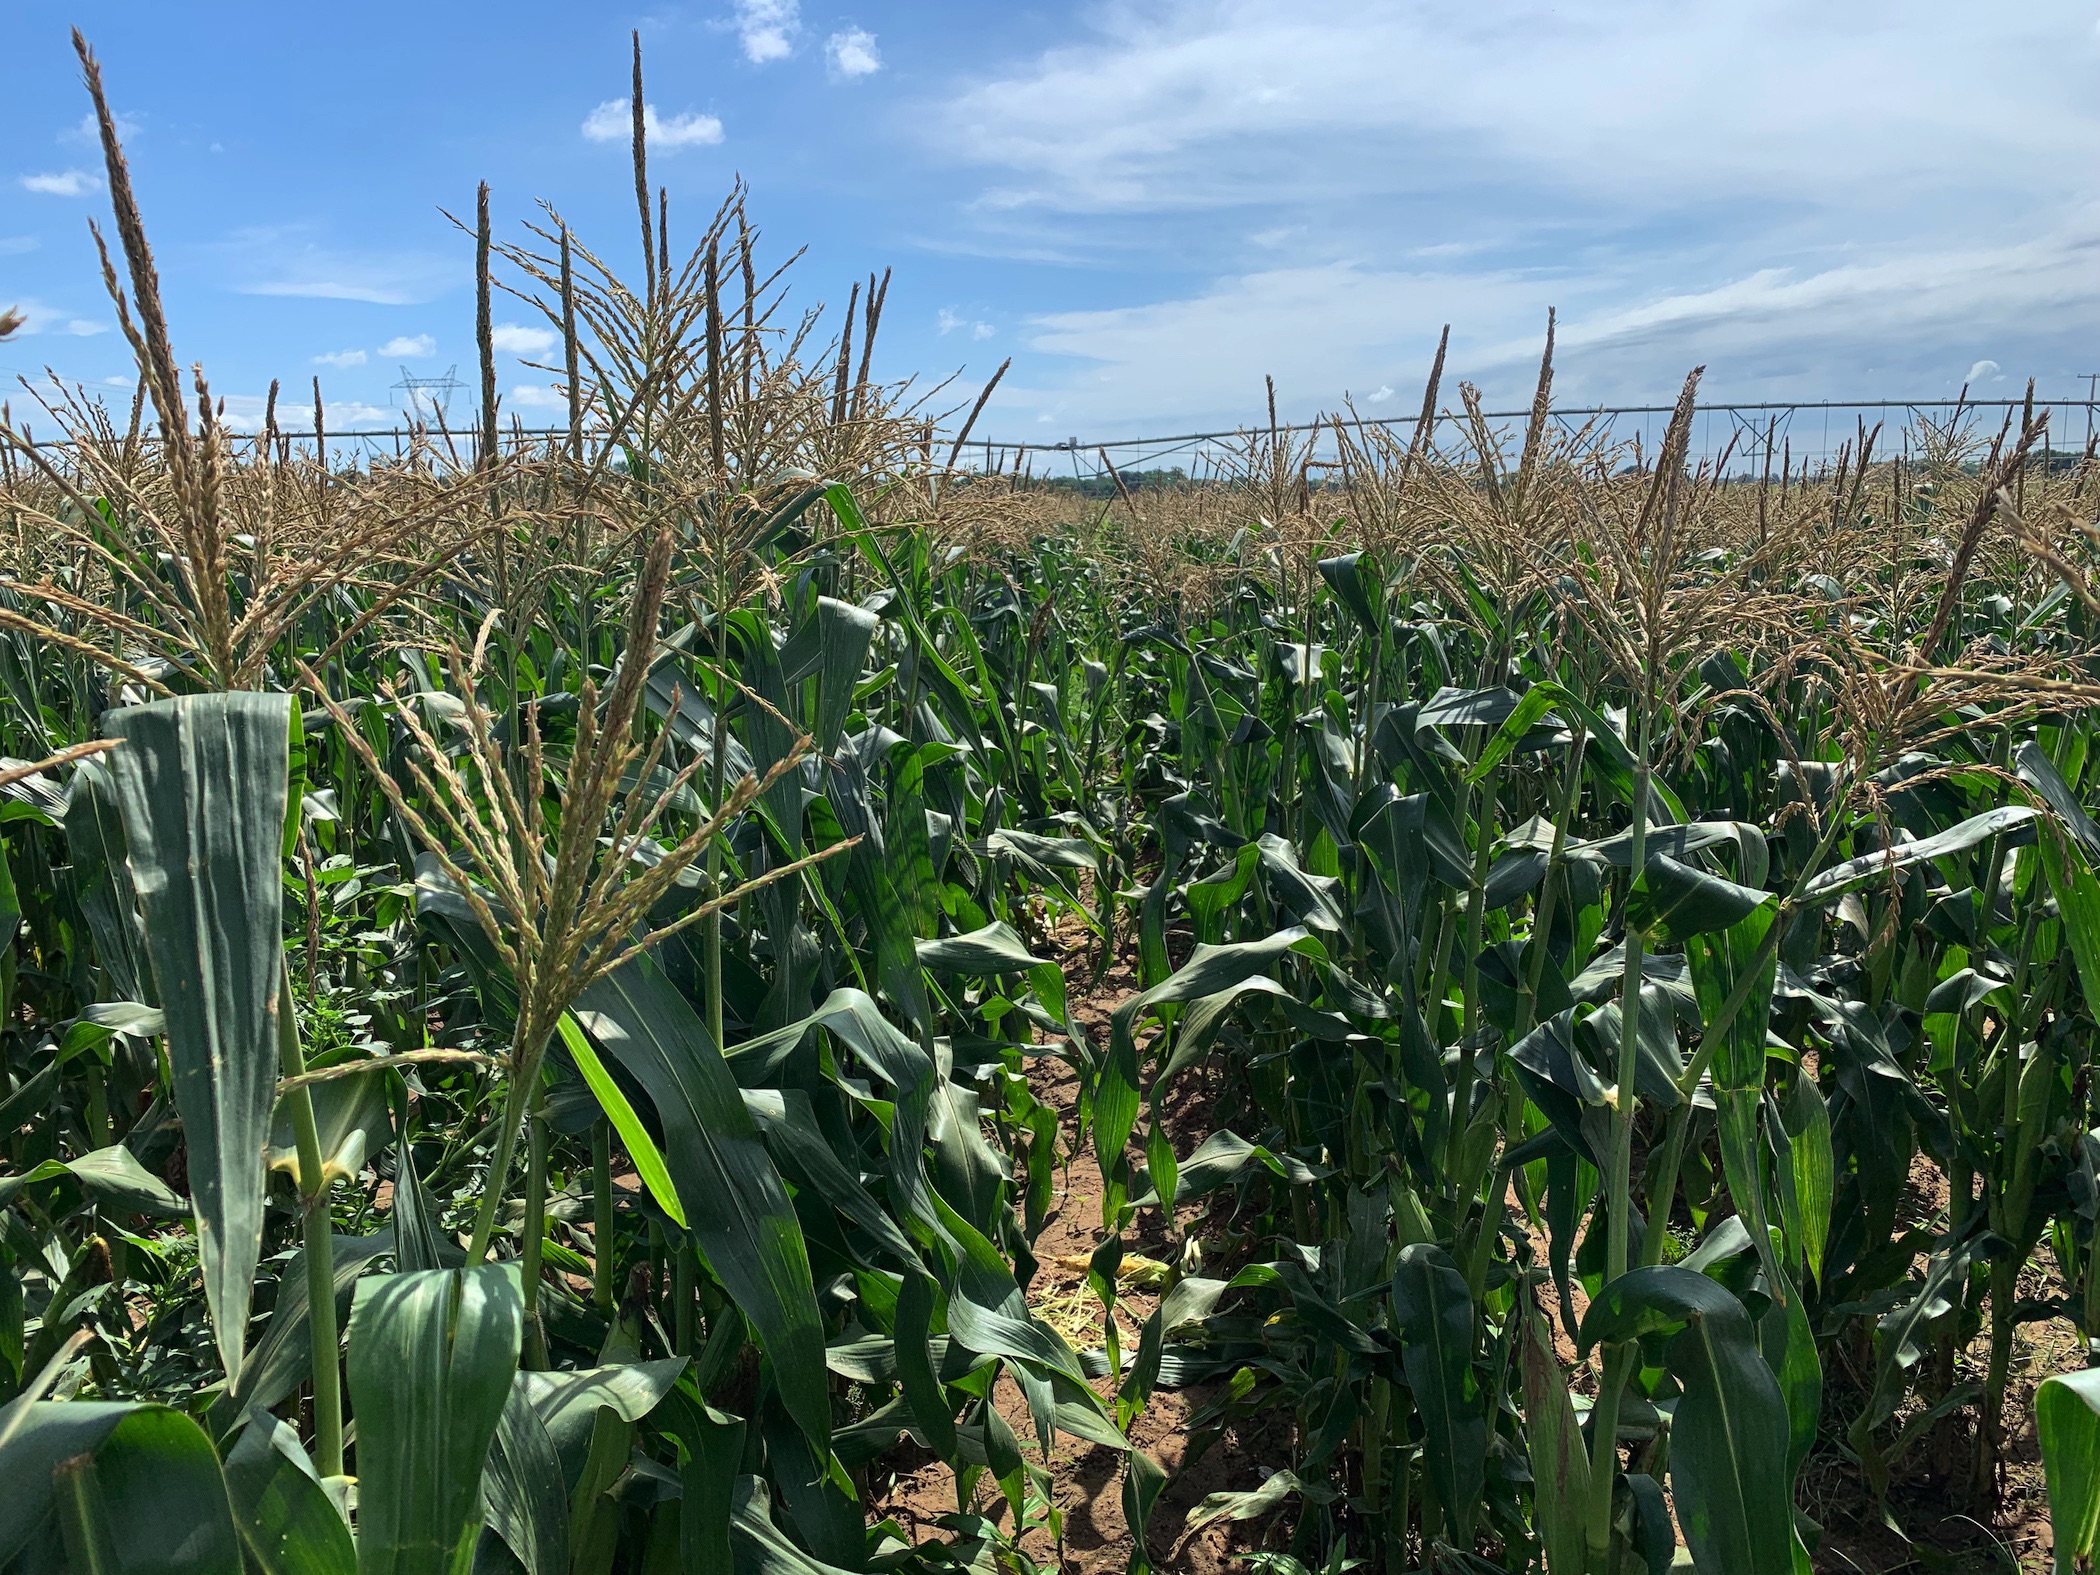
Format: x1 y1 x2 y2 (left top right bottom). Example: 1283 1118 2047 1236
508 383 569 411
937 1 2083 216
581 98 724 150
1006 214 2100 430
1367 384 1394 403
1964 358 2003 386
735 0 800 63
380 334 436 358
491 323 557 355
313 348 367 369
939 307 996 340
3 299 108 337
20 170 100 197
0 236 40 255
826 28 881 78
924 1 2100 430
65 110 141 144
220 227 452 305
218 395 398 433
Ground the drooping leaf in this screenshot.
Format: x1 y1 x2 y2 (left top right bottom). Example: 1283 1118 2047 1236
0 1401 243 1574
223 1409 356 1575
1579 1267 1793 1575
106 691 294 1384
1801 805 2037 904
913 921 1048 976
1629 853 1770 946
571 956 830 1452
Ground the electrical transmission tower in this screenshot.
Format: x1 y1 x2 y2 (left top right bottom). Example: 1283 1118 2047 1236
391 364 463 424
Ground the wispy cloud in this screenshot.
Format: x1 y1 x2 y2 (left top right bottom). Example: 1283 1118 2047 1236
938 307 995 340
380 334 436 358
507 383 569 411
64 110 141 144
219 394 397 433
0 236 40 256
4 298 110 337
221 227 453 305
735 0 800 63
491 323 557 355
313 348 367 369
924 0 2100 429
826 28 881 79
20 170 101 197
937 1 2083 216
580 99 724 149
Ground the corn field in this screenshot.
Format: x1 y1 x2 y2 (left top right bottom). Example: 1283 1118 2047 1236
13 33 2100 1575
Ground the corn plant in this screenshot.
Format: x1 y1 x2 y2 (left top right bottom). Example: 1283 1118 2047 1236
9 27 2100 1575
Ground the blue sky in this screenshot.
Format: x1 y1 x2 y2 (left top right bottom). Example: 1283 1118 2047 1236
4 1 2100 441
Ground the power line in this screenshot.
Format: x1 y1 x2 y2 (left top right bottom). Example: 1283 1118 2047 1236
976 396 2087 458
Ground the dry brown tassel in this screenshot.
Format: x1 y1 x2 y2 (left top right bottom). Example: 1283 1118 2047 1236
631 32 654 303
831 280 859 427
560 227 582 469
476 182 497 470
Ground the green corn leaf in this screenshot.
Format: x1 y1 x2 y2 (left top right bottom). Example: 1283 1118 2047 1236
1317 551 1381 633
222 1409 356 1575
1121 1450 1169 1575
64 756 152 1006
1520 1306 1590 1575
570 957 829 1451
1801 805 2036 905
808 595 881 756
913 921 1048 975
515 1358 686 1481
1098 927 1320 1215
1783 1078 1833 1286
556 1013 685 1229
1758 1273 1822 1480
2017 739 2100 862
383 1081 446 1276
1579 1267 1793 1575
3 1145 187 1218
1179 1468 1320 1544
2043 826 2100 1027
665 1393 745 1575
1687 905 1787 1296
1390 1243 1485 1545
105 691 293 1385
2038 1367 2100 1574
1464 681 1569 782
894 1269 956 1458
221 1232 392 1425
346 1265 522 1575
0 1401 242 1574
1628 853 1770 947
479 1379 568 1575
